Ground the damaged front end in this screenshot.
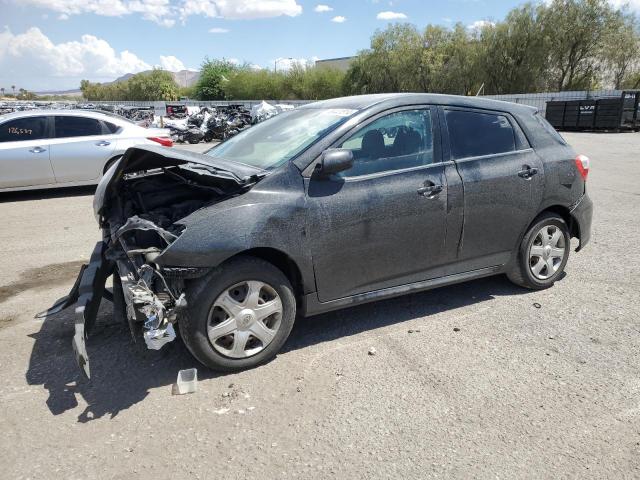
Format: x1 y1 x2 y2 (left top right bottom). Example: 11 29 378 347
37 146 266 378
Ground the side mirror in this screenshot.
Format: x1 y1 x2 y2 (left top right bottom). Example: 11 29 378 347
315 148 353 176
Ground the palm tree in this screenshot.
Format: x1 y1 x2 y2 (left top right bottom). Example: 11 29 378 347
11 85 15 96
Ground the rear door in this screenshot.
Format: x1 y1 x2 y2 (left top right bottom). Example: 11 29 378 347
440 107 544 269
49 115 116 183
0 116 54 188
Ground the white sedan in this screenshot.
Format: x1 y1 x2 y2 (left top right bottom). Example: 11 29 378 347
0 109 172 192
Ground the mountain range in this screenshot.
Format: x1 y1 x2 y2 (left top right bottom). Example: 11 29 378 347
34 69 201 96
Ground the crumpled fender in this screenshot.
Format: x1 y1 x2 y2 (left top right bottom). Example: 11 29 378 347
155 163 316 293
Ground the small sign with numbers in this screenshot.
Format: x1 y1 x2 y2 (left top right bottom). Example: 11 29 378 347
153 101 167 117
8 127 33 136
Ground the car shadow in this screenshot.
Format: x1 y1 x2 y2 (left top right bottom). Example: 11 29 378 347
0 185 96 203
26 300 212 423
283 274 531 353
25 274 530 422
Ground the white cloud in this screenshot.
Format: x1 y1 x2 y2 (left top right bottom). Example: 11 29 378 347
179 0 302 21
468 20 495 31
13 0 175 26
314 4 332 12
0 27 189 90
331 15 346 23
159 55 186 71
608 0 640 10
208 27 229 33
272 57 315 71
11 0 303 26
376 11 407 20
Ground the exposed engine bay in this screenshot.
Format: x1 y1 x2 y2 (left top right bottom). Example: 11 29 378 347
37 146 266 378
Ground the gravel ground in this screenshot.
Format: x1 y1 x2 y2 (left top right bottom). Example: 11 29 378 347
0 134 638 479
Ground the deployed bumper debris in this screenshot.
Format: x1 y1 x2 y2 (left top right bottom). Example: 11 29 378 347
174 368 198 395
37 145 266 378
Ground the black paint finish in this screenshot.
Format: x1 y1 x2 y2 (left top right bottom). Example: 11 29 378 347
93 93 592 317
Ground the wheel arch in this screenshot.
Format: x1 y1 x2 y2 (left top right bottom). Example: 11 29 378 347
226 247 306 303
535 205 579 240
103 154 123 174
512 204 579 264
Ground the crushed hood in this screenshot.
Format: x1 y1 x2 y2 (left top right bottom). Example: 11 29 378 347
94 145 267 222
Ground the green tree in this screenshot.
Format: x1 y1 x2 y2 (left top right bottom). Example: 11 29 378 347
602 12 639 89
80 70 179 101
195 58 237 100
478 4 548 94
127 69 179 101
343 24 424 94
437 23 482 95
542 0 619 90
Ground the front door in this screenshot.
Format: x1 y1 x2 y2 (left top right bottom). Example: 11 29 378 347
306 107 450 302
49 115 116 183
0 115 54 189
441 107 544 268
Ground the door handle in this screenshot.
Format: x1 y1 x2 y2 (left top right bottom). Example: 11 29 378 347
29 146 46 153
417 183 443 197
95 141 111 147
518 165 538 179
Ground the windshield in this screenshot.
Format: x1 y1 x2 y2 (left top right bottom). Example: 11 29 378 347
206 107 357 169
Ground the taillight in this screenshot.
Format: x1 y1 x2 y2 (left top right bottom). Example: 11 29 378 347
575 154 589 181
148 136 173 147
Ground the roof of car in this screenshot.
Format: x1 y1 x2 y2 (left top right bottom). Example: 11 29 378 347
0 109 130 123
300 93 537 115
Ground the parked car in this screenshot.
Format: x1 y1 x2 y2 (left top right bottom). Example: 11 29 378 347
0 109 172 192
41 93 593 378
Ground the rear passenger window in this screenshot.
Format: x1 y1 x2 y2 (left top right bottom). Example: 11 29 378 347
54 116 104 138
445 110 516 159
0 117 48 142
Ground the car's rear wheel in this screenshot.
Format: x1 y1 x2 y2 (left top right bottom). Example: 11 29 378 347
179 256 296 372
507 213 570 289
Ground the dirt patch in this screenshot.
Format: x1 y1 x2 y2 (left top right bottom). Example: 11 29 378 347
0 260 86 305
0 316 16 330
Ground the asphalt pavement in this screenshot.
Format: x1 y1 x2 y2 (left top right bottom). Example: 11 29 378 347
0 134 638 479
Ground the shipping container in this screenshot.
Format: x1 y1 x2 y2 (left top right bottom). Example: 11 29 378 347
545 90 639 131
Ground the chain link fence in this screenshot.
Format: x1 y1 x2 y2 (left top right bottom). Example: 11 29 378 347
93 99 313 108
1 91 629 114
481 90 624 115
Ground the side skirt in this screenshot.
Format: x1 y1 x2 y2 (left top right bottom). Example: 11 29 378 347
302 265 503 317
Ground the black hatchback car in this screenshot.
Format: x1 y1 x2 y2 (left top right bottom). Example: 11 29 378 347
44 93 593 377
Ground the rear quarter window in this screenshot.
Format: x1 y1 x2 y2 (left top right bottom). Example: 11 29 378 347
103 121 121 134
534 113 567 145
0 117 49 142
445 110 516 159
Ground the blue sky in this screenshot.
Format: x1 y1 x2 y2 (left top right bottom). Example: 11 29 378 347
0 0 636 91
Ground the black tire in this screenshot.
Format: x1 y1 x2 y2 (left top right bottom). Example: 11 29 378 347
179 256 296 372
507 212 570 290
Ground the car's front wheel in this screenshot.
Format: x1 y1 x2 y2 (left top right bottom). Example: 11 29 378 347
179 256 296 372
508 212 571 289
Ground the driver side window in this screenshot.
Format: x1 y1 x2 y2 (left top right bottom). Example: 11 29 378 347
337 109 433 178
